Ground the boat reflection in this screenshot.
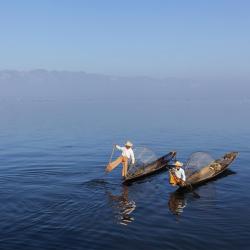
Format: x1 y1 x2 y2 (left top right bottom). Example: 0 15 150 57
168 169 236 218
106 185 136 226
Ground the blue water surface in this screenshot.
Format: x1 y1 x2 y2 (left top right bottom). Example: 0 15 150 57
0 98 249 250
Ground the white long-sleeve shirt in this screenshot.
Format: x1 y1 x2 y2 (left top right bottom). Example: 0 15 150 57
173 168 186 181
116 145 135 164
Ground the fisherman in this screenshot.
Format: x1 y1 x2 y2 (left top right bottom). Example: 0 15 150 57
106 141 135 177
169 161 186 186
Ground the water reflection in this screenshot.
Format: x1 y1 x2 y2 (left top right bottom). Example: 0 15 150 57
106 185 136 226
168 191 187 216
168 169 236 218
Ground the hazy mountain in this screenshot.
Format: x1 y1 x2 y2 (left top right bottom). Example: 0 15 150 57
0 70 249 101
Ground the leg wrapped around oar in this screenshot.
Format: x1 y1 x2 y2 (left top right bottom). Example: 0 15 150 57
106 156 128 176
106 156 123 172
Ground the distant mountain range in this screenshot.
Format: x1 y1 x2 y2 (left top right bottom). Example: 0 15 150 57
0 70 249 101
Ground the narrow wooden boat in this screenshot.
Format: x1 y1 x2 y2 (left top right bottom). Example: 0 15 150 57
123 151 176 184
180 152 238 188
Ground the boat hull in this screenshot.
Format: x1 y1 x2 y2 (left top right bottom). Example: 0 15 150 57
178 152 238 190
123 151 176 184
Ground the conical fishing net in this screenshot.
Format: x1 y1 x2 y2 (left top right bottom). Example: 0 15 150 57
134 147 157 165
185 152 214 177
127 147 158 176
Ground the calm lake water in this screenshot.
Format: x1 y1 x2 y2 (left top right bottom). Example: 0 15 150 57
0 98 250 250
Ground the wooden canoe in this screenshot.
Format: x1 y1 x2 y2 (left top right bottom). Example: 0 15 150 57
180 151 238 188
123 151 176 184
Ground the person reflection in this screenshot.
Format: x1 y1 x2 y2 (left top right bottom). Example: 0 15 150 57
168 191 187 217
106 185 136 226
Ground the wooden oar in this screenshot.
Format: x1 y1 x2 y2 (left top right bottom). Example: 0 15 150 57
105 145 115 173
109 145 115 164
185 183 200 198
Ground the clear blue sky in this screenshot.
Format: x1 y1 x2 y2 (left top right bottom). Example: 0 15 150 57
0 0 249 78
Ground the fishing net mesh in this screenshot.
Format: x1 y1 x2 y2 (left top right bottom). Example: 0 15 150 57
127 147 157 176
185 152 214 177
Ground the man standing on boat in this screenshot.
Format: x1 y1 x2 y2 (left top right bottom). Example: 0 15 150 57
106 141 135 177
169 161 186 186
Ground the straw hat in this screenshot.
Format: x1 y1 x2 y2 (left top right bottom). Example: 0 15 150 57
125 141 133 147
175 161 183 167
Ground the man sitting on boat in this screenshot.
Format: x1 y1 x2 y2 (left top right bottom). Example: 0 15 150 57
106 141 135 177
169 161 186 186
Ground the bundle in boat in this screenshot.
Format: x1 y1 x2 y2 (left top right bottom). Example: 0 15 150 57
124 148 176 183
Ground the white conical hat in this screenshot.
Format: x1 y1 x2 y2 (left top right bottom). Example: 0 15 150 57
125 141 133 147
175 161 183 167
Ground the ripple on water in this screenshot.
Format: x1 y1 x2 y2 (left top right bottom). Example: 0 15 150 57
0 104 250 250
